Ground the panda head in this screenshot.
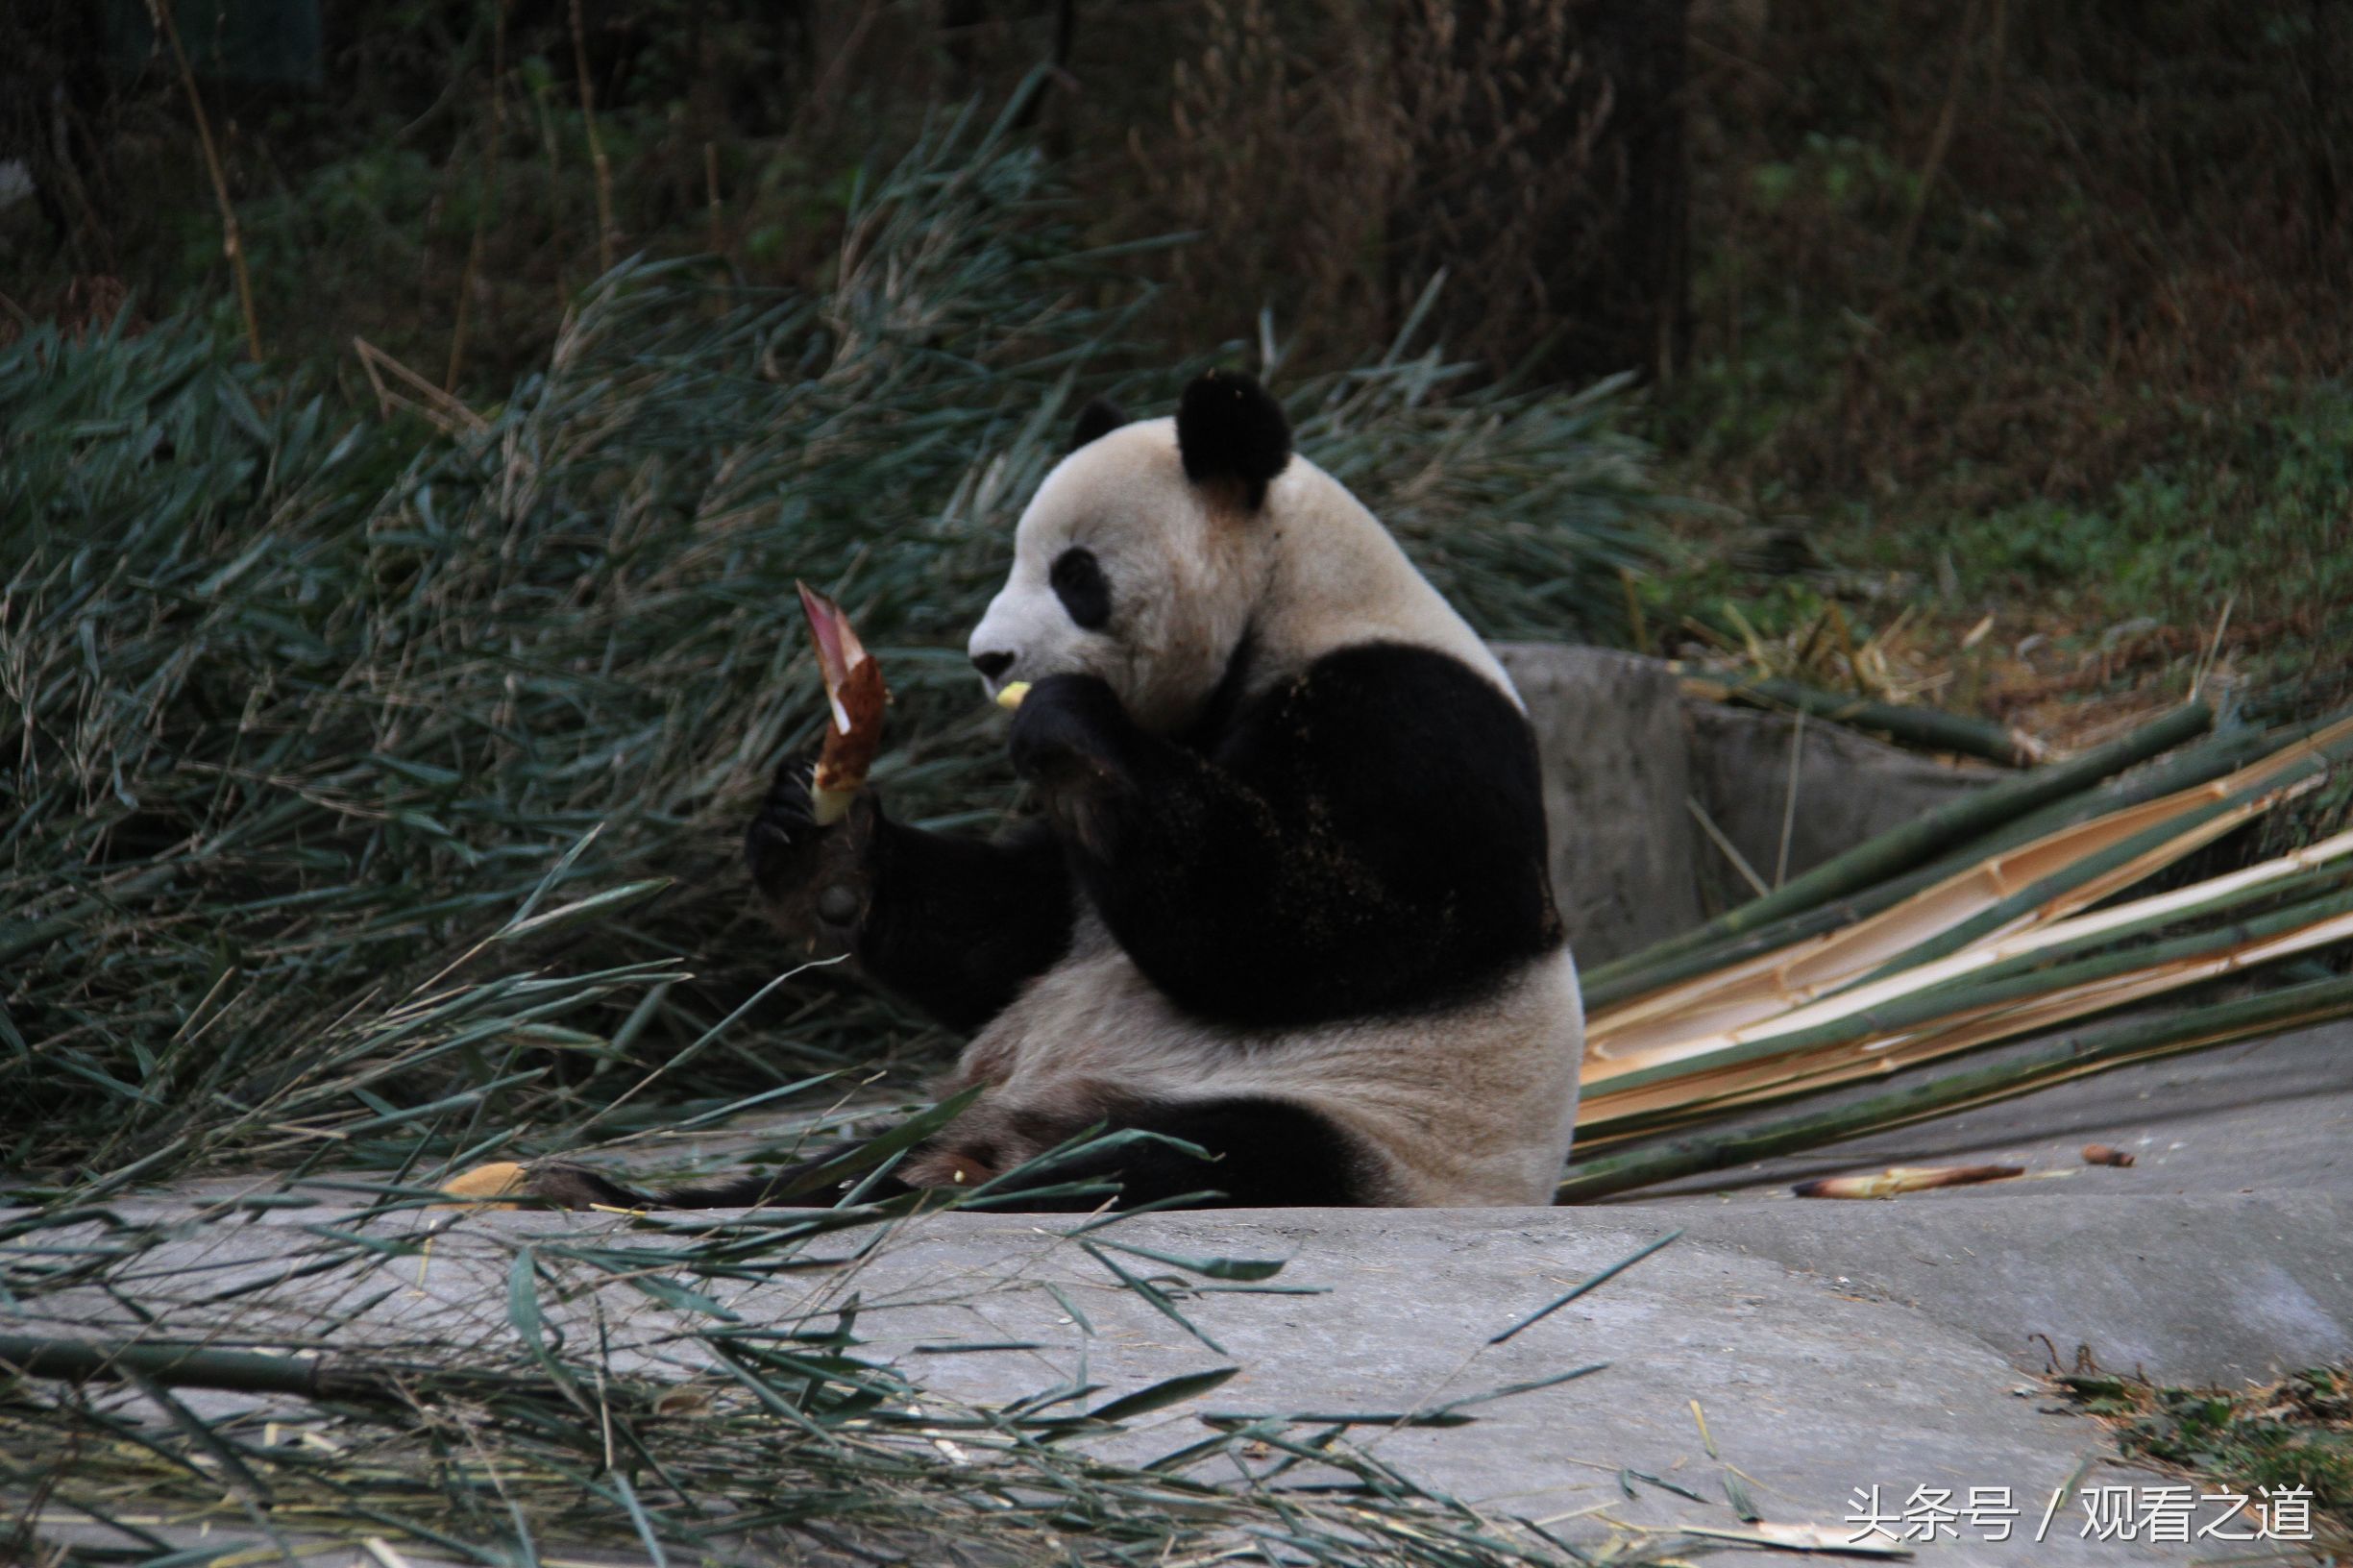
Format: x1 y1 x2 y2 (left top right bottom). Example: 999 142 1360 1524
967 371 1293 734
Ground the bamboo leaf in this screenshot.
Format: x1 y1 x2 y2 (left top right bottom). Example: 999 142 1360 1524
1086 1366 1242 1424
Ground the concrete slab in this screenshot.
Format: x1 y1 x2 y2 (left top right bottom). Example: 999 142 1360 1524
1605 1016 2353 1386
0 1201 2254 1565
9 975 2343 1565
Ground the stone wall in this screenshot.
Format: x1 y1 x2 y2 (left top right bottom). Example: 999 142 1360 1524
1492 643 1999 967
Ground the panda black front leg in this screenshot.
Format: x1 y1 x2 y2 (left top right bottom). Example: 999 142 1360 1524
1009 673 1155 849
745 749 1078 1033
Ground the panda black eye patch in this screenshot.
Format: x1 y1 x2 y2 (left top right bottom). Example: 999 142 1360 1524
1050 546 1113 630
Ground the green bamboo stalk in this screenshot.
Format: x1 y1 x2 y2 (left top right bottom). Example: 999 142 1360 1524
1581 702 2214 994
1590 879 2353 1097
1583 705 2349 1010
0 1335 376 1400
1845 742 2344 989
1558 970 2353 1201
1909 859 2353 997
1706 673 2035 765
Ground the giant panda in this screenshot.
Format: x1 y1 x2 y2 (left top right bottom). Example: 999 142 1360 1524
528 371 1583 1211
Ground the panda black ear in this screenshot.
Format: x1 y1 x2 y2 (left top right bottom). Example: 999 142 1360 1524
1176 370 1290 509
1069 397 1127 453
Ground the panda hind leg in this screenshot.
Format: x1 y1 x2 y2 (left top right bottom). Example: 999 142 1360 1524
993 1095 1374 1211
507 1099 1370 1213
516 1139 912 1212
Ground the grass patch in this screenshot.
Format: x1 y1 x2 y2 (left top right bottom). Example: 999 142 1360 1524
2063 1367 2351 1545
1647 1 2353 731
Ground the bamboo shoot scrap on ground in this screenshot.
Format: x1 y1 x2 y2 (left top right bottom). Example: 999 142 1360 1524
1793 1164 2023 1199
1572 711 2353 1168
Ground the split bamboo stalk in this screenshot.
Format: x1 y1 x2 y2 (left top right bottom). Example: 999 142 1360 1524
1589 833 2353 1098
1589 762 2313 1061
1581 702 2213 993
1584 705 2353 1010
1843 753 2340 987
1582 899 2353 1136
1585 881 2353 1097
1588 710 2353 1035
1558 971 2353 1201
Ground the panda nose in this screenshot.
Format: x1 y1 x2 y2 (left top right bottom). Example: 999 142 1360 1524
971 650 1016 681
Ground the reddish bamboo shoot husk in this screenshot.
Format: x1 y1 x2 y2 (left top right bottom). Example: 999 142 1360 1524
797 582 888 825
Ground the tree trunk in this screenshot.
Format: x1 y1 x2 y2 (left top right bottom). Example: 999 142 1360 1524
1390 0 1690 386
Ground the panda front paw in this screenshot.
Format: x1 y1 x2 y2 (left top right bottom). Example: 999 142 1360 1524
744 752 877 955
1009 674 1139 794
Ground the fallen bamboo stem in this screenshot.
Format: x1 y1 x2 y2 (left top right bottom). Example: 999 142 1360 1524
1586 880 2353 1094
1689 671 2037 766
1589 843 2353 1095
1558 971 2353 1201
1582 703 2213 995
1843 753 2336 988
0 1335 402 1402
1585 704 2351 1010
1589 733 2337 1059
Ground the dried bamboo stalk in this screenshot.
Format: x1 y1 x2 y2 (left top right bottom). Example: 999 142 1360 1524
1557 972 2353 1201
1594 835 2353 1078
1589 719 2353 1061
1587 914 2345 1137
1581 702 2214 992
1584 704 2352 1011
1585 884 2353 1096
